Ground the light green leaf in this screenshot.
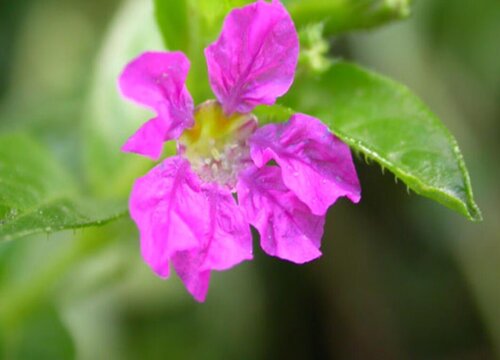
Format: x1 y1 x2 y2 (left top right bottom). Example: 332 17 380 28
0 134 126 241
254 105 294 125
154 0 189 52
281 62 482 221
84 0 163 197
284 0 411 35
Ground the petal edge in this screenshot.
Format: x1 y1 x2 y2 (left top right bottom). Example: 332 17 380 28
250 113 361 215
119 51 194 157
205 1 299 115
237 165 324 264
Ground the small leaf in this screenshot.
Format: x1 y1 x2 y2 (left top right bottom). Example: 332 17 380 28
254 105 294 126
283 0 411 35
281 62 482 221
0 134 127 241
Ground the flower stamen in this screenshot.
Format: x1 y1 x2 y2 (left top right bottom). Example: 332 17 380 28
178 100 257 188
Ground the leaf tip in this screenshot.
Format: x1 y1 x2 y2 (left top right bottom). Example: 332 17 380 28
466 202 483 222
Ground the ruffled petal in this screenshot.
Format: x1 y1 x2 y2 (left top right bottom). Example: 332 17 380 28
119 51 194 158
129 156 206 278
172 183 253 302
129 157 252 302
200 183 253 271
237 165 324 264
250 113 361 216
205 0 299 115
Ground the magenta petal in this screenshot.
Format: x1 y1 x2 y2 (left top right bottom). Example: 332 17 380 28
205 0 299 115
172 252 211 302
200 183 253 271
250 113 361 216
237 165 324 264
129 156 206 278
172 183 253 302
118 51 194 156
121 117 168 160
129 156 252 301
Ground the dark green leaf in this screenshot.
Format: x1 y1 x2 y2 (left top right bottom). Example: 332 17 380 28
0 134 127 241
281 62 482 221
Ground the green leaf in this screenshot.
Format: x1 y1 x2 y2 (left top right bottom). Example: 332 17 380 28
254 105 294 126
281 62 482 221
0 134 127 241
284 0 411 35
154 0 189 52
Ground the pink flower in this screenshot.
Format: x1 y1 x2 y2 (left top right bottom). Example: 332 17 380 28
119 0 361 302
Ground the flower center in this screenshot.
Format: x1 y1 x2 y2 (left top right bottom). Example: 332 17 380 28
178 100 257 189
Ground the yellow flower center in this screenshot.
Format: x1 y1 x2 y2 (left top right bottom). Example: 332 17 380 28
179 100 257 187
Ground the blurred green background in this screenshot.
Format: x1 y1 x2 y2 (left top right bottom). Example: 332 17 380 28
0 0 499 359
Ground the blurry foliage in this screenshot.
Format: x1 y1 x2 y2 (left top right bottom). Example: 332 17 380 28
9 304 75 360
0 0 498 359
0 134 125 241
84 0 164 197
